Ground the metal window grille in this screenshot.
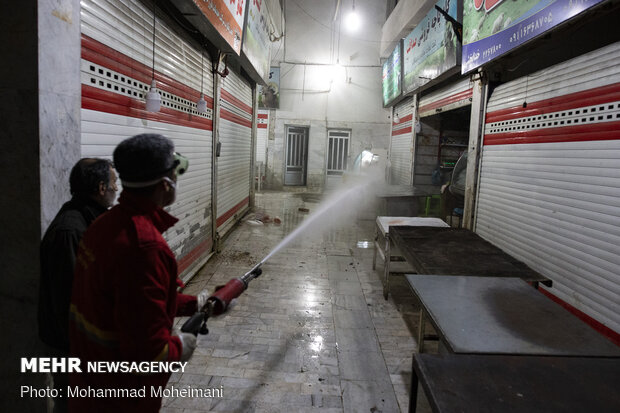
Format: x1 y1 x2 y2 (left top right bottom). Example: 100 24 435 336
327 130 350 176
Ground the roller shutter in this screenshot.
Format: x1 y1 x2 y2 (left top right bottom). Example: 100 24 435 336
80 0 215 279
216 69 253 235
390 97 414 185
256 110 269 164
418 77 473 118
476 41 620 334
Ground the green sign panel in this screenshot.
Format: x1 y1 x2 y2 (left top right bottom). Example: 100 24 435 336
403 0 460 94
382 41 402 107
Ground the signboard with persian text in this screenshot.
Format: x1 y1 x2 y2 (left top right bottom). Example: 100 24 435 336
462 0 604 73
382 41 402 107
193 0 247 55
242 0 271 83
403 0 460 93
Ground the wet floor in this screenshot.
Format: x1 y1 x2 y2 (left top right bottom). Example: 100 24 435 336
165 190 432 413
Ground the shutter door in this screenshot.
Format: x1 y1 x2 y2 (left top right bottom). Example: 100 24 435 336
390 97 414 185
418 77 473 118
80 0 215 279
477 41 620 334
256 110 269 163
217 69 253 234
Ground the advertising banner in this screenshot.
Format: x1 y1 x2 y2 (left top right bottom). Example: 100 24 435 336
403 0 460 94
382 41 402 107
243 0 271 83
258 67 279 109
462 0 605 73
193 0 247 55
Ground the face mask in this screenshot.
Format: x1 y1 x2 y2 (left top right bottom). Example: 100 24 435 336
162 176 176 190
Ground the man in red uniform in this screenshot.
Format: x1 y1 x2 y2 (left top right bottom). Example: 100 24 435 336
69 134 205 412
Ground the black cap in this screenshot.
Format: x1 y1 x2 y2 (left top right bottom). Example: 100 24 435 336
113 134 175 183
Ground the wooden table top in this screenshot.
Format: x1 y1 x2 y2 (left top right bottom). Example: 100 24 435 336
406 274 620 356
391 226 548 282
413 353 620 413
375 216 448 236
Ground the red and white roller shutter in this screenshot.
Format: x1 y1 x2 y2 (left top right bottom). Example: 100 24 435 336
476 41 620 335
418 77 473 117
390 97 414 185
256 110 269 164
217 69 253 234
80 0 215 279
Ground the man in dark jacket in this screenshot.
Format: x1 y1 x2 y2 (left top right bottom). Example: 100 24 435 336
69 134 203 412
38 158 117 412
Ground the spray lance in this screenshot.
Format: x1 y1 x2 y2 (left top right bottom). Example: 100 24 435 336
181 262 263 336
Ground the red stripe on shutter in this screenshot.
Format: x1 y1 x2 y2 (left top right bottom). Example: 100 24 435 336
221 89 253 115
216 197 250 227
419 89 473 115
82 85 213 131
486 83 620 124
81 34 213 107
484 121 620 145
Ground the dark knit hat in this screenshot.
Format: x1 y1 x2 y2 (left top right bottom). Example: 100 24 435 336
113 134 175 184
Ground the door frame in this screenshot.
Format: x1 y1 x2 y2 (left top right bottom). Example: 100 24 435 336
283 124 309 186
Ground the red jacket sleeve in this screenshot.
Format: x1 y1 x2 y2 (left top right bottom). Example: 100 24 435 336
176 293 198 317
114 246 183 362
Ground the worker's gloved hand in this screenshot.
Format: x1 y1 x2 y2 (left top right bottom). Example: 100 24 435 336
173 329 197 362
196 289 209 311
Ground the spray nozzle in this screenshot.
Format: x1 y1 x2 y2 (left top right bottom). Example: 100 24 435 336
241 263 263 284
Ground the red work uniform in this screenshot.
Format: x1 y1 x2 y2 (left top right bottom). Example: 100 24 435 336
68 191 197 412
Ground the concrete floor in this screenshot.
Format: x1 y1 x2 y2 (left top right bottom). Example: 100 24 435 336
164 190 432 413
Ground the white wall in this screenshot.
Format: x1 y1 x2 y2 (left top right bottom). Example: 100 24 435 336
0 0 81 409
266 0 391 190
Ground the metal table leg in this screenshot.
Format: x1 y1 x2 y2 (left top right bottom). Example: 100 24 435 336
372 222 378 270
417 308 426 353
409 356 419 413
383 232 390 300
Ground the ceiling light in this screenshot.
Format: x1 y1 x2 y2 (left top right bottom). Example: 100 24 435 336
145 80 161 112
345 2 361 32
196 94 207 113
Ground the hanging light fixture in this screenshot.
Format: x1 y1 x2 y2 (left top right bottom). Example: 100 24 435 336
145 6 161 112
393 112 400 124
196 52 207 114
345 0 361 32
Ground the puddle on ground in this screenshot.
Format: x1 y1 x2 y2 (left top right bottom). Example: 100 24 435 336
356 240 373 249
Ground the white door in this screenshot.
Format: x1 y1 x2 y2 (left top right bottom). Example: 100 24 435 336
326 130 350 188
216 69 253 235
389 97 414 184
284 126 309 186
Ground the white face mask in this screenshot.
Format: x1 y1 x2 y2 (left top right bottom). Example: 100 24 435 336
162 176 176 190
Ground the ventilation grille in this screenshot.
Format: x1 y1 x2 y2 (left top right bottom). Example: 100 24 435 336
82 59 212 119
